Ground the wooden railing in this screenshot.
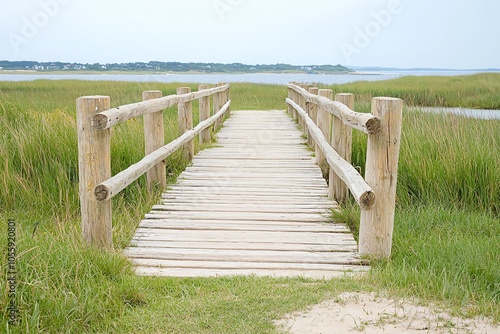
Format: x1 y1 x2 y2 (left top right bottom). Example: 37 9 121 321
286 83 403 258
77 84 230 249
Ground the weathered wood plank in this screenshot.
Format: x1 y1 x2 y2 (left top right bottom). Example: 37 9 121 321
134 267 367 279
125 109 367 278
125 247 363 265
138 220 348 232
129 240 356 252
131 259 367 271
145 211 329 222
132 229 356 244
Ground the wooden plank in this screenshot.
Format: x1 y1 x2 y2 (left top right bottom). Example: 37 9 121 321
157 202 333 210
161 194 333 203
129 240 355 252
138 220 349 233
131 259 367 271
125 247 363 265
145 211 329 222
125 109 367 278
134 267 366 279
132 229 356 244
151 205 331 214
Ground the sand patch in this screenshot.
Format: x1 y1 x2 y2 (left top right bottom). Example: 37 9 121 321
275 292 499 333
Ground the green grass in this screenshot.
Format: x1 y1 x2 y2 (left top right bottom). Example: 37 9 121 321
322 72 500 109
0 74 499 332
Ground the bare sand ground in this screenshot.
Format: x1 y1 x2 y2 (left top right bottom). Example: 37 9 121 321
275 292 499 333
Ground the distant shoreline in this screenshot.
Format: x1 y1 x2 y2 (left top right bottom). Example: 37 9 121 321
0 70 356 75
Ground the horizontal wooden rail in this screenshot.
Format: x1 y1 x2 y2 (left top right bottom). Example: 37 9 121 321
77 84 230 249
286 98 375 209
93 84 229 130
286 83 403 259
95 100 230 201
288 84 381 135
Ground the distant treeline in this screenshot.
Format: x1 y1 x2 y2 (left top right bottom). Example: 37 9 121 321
0 60 353 74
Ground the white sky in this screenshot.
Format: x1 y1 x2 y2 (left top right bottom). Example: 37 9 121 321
1 0 499 69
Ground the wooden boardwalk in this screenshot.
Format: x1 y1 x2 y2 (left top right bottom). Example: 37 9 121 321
125 110 368 278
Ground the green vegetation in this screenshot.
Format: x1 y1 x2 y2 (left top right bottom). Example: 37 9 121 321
0 60 352 74
322 72 500 109
0 74 499 332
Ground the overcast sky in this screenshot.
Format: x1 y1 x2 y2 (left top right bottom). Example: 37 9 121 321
1 0 499 69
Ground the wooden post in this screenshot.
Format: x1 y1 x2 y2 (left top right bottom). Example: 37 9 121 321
287 86 294 118
331 93 354 203
317 89 333 178
213 84 222 131
143 90 166 191
359 97 403 258
298 84 308 137
291 86 299 121
177 87 194 161
76 96 112 249
224 84 230 118
308 87 318 150
198 84 211 143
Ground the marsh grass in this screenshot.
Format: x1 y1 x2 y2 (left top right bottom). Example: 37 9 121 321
322 73 500 109
0 75 499 332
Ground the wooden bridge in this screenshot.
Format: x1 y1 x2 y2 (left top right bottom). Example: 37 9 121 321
76 84 403 278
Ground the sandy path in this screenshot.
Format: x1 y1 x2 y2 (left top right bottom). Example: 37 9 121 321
275 292 499 333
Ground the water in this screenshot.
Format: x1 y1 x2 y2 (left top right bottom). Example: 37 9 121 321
0 70 491 85
1 70 499 119
416 107 500 120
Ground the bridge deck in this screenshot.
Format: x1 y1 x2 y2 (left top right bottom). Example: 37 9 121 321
125 110 368 278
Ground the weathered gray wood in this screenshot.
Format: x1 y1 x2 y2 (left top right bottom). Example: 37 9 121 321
198 84 211 143
145 211 329 223
93 84 229 129
151 204 331 214
94 101 230 201
317 89 333 178
125 110 367 277
138 220 349 232
125 247 363 265
286 99 375 209
307 87 319 148
77 96 112 249
288 84 381 135
134 267 367 279
213 83 225 130
360 97 403 258
129 241 356 253
331 93 354 203
130 259 366 271
143 90 166 191
177 87 194 161
132 229 355 244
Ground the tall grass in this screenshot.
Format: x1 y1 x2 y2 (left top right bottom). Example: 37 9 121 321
331 74 500 321
323 73 500 109
348 109 500 215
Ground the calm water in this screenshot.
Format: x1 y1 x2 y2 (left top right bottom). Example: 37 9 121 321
0 70 491 85
1 70 499 119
